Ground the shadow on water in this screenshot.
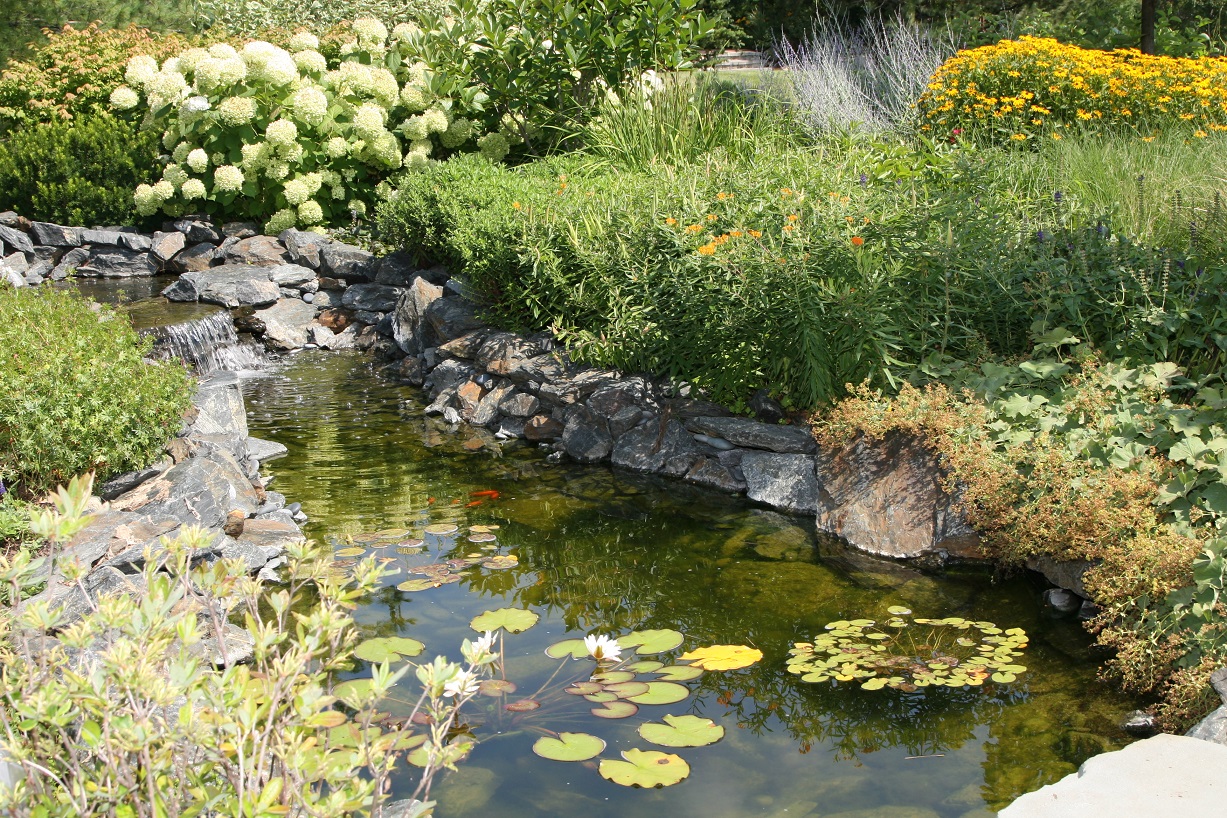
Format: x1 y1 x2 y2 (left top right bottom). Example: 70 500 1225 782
240 350 1140 818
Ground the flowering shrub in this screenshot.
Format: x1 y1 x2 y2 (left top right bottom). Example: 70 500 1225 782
918 37 1227 144
113 0 710 231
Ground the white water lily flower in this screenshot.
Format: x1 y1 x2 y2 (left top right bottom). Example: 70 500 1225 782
443 669 480 698
473 630 496 655
584 634 622 663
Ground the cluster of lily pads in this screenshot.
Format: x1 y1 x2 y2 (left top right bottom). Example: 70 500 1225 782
331 522 517 592
787 607 1029 692
342 603 764 789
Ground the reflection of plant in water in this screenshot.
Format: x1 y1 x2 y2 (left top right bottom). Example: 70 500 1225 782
788 608 1030 691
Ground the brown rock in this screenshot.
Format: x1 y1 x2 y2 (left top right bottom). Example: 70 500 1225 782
223 510 246 537
168 242 217 273
237 518 306 551
318 307 354 331
524 415 563 442
225 235 289 266
456 380 486 419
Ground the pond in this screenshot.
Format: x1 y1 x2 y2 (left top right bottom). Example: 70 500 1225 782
238 350 1141 818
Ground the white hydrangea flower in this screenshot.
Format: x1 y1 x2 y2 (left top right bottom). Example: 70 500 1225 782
163 164 189 188
282 143 304 163
180 178 207 200
265 119 299 146
193 58 223 93
146 71 189 107
298 199 323 225
331 185 346 200
640 69 664 95
208 43 239 59
439 116 472 148
347 199 367 215
214 165 245 192
352 18 388 46
282 178 310 205
134 184 161 215
162 57 181 74
405 150 430 172
109 86 140 110
210 152 224 165
399 115 428 141
217 57 249 87
186 148 209 173
240 141 269 168
370 131 402 169
266 162 290 181
177 47 210 74
172 142 191 163
291 85 329 126
288 31 320 52
399 83 429 112
125 55 159 89
178 95 211 124
352 103 387 140
151 180 175 201
477 131 509 162
325 137 349 158
263 52 299 87
409 138 432 156
218 96 258 127
162 131 178 149
241 41 278 65
422 108 449 134
327 62 374 97
265 208 298 233
293 50 327 74
375 180 392 199
370 67 400 108
301 172 323 195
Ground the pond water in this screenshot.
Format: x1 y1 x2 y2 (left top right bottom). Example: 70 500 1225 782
237 350 1142 818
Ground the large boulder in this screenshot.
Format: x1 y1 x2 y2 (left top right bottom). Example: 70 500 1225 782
425 296 482 342
279 229 330 269
611 417 699 477
254 298 318 349
561 406 613 463
320 242 377 281
742 452 818 513
224 235 289 266
188 374 249 439
162 265 280 308
77 248 157 277
813 432 979 560
110 450 258 530
391 277 444 354
684 416 815 454
342 283 402 312
0 224 34 254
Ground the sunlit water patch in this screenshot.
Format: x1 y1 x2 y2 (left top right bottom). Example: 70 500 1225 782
241 351 1141 818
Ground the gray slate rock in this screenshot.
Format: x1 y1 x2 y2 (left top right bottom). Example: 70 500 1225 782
222 222 260 238
78 249 157 277
268 263 316 287
247 437 288 462
167 242 217 273
425 296 482 342
685 456 746 493
742 452 818 513
163 265 280 308
80 229 152 252
280 229 331 269
499 392 540 418
50 246 89 279
255 298 318 349
342 282 402 312
111 450 258 529
188 621 256 665
225 235 289 266
150 231 187 265
321 242 376 281
392 276 444 354
1188 703 1227 745
611 418 699 477
684 416 815 454
168 219 221 244
472 383 514 427
189 374 249 439
30 222 82 246
98 466 165 501
0 224 34 254
562 407 613 463
373 250 419 286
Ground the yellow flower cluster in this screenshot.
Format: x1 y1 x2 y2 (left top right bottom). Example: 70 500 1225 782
917 36 1227 142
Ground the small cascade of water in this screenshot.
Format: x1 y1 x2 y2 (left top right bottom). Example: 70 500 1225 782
143 310 265 374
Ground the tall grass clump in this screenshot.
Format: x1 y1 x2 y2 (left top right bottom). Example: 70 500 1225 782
778 17 954 135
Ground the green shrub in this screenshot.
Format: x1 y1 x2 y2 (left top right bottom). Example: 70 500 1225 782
192 0 447 38
0 112 160 225
0 286 193 497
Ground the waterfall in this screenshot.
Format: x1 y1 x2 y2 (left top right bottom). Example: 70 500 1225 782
143 310 264 374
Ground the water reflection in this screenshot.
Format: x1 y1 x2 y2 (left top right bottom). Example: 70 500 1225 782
241 351 1139 817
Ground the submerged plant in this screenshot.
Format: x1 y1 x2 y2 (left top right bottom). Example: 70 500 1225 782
788 608 1029 692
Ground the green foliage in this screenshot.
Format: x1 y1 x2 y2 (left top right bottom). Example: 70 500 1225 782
192 0 448 38
0 286 193 496
0 0 197 68
0 112 160 225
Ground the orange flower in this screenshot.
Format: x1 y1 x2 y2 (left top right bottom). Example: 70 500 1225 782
749 230 763 238
851 236 865 247
706 214 718 222
512 201 521 210
698 244 716 255
783 225 794 232
685 224 702 233
730 230 743 237
780 187 792 195
716 191 732 200
787 214 799 222
665 217 677 225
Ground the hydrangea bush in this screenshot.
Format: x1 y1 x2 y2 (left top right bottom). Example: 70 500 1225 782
111 0 711 232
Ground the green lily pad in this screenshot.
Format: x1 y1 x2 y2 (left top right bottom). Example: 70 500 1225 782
598 749 690 788
468 533 498 543
335 547 365 557
482 555 519 570
991 671 1018 683
334 679 374 708
626 682 690 706
592 671 635 684
505 699 541 712
479 679 517 697
585 692 618 703
469 607 539 634
353 637 425 663
860 677 888 691
398 538 425 548
604 681 650 698
654 665 704 682
533 732 607 762
887 606 912 615
397 578 440 592
625 660 665 674
565 682 602 696
545 638 589 659
424 524 459 535
592 701 639 719
638 714 725 748
617 629 684 654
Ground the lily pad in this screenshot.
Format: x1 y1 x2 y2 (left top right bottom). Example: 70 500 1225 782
638 714 725 748
533 732 606 762
397 579 441 592
625 660 665 674
334 679 374 708
887 606 912 615
479 679 517 696
335 547 365 557
585 692 619 703
469 607 539 634
625 682 690 706
617 629 684 654
592 671 635 684
424 524 459 535
481 555 519 570
565 682 602 696
545 638 589 659
598 749 690 788
505 699 541 712
353 637 425 663
468 533 498 543
604 681 650 698
680 644 764 671
591 701 639 719
654 665 704 682
398 538 425 548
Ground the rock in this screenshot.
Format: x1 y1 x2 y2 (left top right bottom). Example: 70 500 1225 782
188 621 255 665
50 566 145 627
1044 588 1081 614
329 324 359 350
539 370 617 406
167 242 218 273
499 391 540 418
167 265 281 308
268 263 316 287
97 466 165 501
77 249 157 277
425 296 482 342
342 282 402 312
224 235 289 266
190 374 249 439
588 380 655 417
390 355 426 385
562 407 613 463
0 224 34 254
1027 555 1092 598
279 229 331 268
1122 710 1159 737
149 231 186 265
524 415 564 441
684 416 815 454
49 246 89 279
320 242 376 281
429 359 475 397
608 406 644 438
30 222 82 247
3 269 24 288
223 510 246 537
373 250 419 286
1188 703 1227 745
247 437 288 462
999 733 1227 816
307 324 335 347
472 383 514 427
79 229 151 252
813 432 980 560
110 450 258 529
506 353 568 387
3 253 27 275
742 452 818 513
254 299 318 349
237 518 305 551
751 389 787 423
476 332 545 376
685 456 746 493
219 221 258 238
424 386 458 416
317 307 354 331
168 218 222 244
392 276 444 354
438 330 489 361
456 380 486 417
611 418 699 477
496 417 526 439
